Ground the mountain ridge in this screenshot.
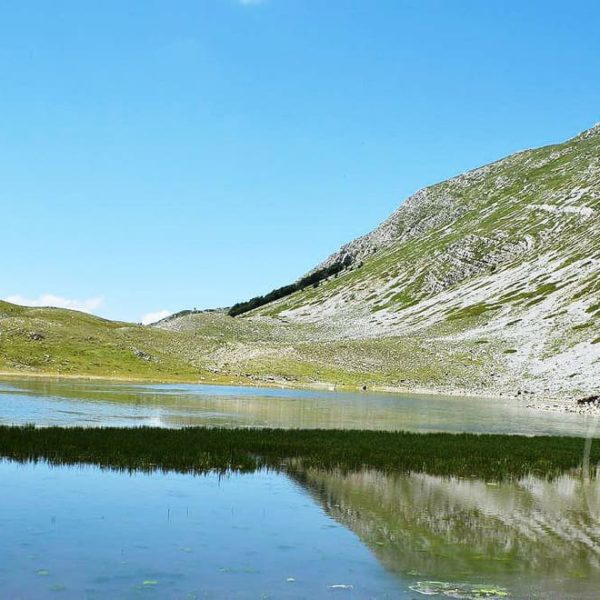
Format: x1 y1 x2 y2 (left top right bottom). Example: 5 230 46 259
314 122 599 280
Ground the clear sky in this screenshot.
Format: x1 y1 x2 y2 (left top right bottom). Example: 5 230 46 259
1 0 599 323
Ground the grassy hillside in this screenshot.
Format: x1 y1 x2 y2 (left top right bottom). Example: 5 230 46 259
0 300 226 382
0 298 500 393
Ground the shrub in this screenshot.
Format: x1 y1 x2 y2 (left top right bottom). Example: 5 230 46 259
228 257 352 317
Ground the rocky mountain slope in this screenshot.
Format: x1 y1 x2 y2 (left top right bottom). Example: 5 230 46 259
237 123 600 404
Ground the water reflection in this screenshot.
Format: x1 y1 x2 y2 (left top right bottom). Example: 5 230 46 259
1 376 598 436
293 467 600 599
3 376 600 597
2 452 600 599
0 460 405 599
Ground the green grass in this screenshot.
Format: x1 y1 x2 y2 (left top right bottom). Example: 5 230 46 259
0 301 266 385
445 303 500 322
0 301 198 379
1 425 598 481
498 282 561 305
586 302 600 317
572 322 593 331
0 299 501 391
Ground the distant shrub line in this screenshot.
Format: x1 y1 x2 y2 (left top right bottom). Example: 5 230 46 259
228 257 352 317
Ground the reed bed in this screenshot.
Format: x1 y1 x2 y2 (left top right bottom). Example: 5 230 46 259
0 425 598 481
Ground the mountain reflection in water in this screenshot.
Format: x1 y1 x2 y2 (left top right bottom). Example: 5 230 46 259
292 467 600 599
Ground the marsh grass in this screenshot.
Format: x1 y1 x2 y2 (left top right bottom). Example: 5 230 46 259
0 425 598 481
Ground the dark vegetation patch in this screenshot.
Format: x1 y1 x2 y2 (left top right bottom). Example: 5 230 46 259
573 279 600 300
446 302 500 322
499 282 561 305
557 255 582 270
389 291 420 311
0 426 598 482
228 258 352 317
586 302 600 317
572 322 593 331
544 309 567 320
530 272 551 284
525 295 548 307
577 395 600 406
503 349 518 354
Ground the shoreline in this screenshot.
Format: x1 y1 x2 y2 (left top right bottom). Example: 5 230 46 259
0 368 594 415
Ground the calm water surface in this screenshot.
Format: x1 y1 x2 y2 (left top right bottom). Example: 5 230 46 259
0 377 598 436
0 461 403 599
1 460 599 599
2 377 600 598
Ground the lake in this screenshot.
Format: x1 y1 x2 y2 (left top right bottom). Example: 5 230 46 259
2 460 600 599
0 376 598 436
1 376 600 598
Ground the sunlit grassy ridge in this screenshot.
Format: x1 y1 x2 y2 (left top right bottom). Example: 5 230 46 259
0 300 211 381
1 425 598 481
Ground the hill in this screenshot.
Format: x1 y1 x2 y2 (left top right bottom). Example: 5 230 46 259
227 123 600 404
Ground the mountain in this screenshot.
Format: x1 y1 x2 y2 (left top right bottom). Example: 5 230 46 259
233 122 599 402
260 123 599 326
1 124 598 409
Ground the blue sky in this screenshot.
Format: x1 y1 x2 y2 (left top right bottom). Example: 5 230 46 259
1 0 599 323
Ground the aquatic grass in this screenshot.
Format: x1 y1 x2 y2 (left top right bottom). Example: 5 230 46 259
0 425 598 481
409 581 509 599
